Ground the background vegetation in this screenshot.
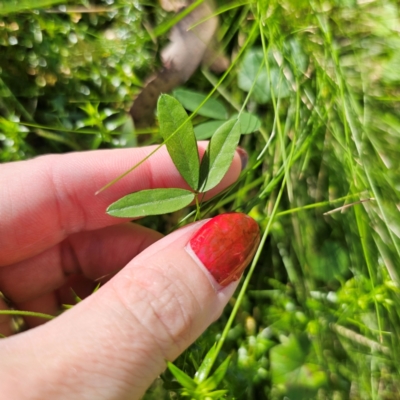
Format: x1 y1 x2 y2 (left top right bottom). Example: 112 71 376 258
1 0 400 399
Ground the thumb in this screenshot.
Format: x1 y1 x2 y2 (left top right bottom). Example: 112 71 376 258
0 213 260 400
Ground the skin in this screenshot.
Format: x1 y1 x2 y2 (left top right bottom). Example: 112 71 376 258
0 143 243 399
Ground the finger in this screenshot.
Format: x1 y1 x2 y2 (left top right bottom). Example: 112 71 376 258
0 145 243 266
57 274 101 307
0 223 162 304
19 274 102 330
16 292 59 329
14 275 98 330
0 213 260 399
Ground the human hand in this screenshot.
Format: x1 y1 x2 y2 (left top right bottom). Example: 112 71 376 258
0 144 259 399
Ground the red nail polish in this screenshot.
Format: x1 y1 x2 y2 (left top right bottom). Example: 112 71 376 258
188 213 260 287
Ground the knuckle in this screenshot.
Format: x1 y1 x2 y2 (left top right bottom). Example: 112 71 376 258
111 264 200 359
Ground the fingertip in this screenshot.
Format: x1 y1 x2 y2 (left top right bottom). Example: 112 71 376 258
236 147 249 170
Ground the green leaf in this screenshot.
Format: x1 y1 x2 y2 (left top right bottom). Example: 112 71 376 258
173 89 228 120
119 117 137 147
167 361 197 391
238 48 290 104
0 0 65 14
181 388 228 399
283 38 308 75
308 241 350 281
233 112 262 134
198 390 228 399
92 282 101 293
106 188 195 218
198 356 231 392
270 334 327 392
194 120 227 140
199 119 241 193
194 114 260 140
70 288 82 303
195 343 217 383
158 94 200 190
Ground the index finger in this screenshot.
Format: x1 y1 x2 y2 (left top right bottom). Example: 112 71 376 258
0 145 243 266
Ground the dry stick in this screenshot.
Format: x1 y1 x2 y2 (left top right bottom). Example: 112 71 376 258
323 198 375 215
46 7 113 13
330 323 390 356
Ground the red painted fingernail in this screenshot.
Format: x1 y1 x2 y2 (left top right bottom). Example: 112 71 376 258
187 213 260 287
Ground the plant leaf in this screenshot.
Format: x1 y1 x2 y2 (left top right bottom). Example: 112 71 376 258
194 114 260 140
0 0 65 14
198 390 228 399
199 119 241 193
232 112 261 134
70 288 82 303
167 361 197 390
106 188 195 218
198 355 231 392
194 120 227 140
270 334 327 392
195 343 217 383
238 48 290 104
92 282 101 293
173 89 228 120
158 94 200 190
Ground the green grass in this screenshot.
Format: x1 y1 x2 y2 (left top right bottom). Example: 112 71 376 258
2 0 400 399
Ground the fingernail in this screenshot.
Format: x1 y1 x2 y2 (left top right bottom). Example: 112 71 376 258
236 147 248 171
186 213 260 287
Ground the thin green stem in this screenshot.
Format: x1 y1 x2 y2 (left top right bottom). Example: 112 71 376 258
97 22 259 194
0 310 55 320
